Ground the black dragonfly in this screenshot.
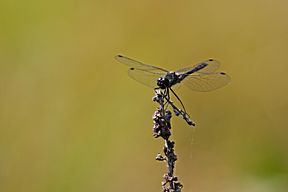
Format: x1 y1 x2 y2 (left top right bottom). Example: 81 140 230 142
116 54 230 90
115 55 230 118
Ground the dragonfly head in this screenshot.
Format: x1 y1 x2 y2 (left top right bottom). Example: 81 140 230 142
157 72 179 89
157 77 168 89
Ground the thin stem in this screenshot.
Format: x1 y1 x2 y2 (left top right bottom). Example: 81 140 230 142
152 89 184 192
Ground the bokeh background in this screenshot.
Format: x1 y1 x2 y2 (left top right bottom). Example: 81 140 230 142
1 0 288 191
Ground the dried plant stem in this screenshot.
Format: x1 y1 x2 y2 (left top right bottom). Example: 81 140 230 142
153 89 194 192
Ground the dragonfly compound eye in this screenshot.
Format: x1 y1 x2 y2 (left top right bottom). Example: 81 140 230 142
157 77 168 89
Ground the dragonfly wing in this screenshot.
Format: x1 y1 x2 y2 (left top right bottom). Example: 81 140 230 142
115 55 169 72
115 55 167 88
128 68 165 88
176 59 220 74
182 72 231 92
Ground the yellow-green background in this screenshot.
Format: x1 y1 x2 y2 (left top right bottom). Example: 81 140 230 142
1 0 287 191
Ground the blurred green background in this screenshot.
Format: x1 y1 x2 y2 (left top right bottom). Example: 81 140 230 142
1 0 288 191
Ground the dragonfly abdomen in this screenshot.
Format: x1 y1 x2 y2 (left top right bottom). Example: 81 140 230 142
185 62 208 75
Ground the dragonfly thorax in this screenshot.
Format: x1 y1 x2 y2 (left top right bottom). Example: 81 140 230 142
157 72 180 89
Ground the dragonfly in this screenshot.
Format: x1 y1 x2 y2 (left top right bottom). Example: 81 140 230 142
115 55 230 115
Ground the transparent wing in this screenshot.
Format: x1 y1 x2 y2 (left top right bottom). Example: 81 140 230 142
182 72 231 92
115 55 169 72
176 59 220 74
128 68 165 88
115 55 167 88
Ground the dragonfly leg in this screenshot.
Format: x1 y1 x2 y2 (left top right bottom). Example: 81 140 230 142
169 88 187 114
164 88 170 110
160 88 168 110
